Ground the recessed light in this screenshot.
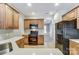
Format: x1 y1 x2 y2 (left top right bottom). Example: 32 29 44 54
32 12 36 15
27 3 32 7
54 3 59 6
49 12 53 15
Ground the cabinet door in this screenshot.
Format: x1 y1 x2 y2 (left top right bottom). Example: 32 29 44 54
13 10 19 29
30 19 38 24
38 19 44 29
0 4 6 29
5 5 13 29
38 35 44 45
24 20 30 29
63 9 77 21
23 35 28 45
70 40 79 55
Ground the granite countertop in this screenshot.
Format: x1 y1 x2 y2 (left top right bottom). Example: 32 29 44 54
69 39 79 43
0 36 24 45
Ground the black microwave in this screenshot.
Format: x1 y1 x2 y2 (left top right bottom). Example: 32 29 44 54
30 24 38 29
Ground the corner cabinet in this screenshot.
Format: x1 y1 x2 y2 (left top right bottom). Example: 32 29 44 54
62 6 79 29
0 3 19 29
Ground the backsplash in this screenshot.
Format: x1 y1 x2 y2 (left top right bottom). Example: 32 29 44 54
0 29 21 40
24 29 44 35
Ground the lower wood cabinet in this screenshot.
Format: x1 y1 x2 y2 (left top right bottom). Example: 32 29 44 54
22 35 28 45
38 35 44 45
16 35 44 48
24 19 44 29
16 38 25 48
69 40 79 55
16 36 29 48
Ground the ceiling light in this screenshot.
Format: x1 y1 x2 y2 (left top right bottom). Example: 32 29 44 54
49 12 53 15
54 3 59 6
27 3 32 7
32 12 36 15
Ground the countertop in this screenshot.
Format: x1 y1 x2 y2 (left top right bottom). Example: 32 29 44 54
69 39 79 44
0 36 63 55
0 36 24 45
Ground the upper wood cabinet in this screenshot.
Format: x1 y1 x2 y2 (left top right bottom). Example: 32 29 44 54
13 10 19 29
5 5 13 29
0 3 19 29
38 19 44 29
77 7 79 29
0 4 6 29
62 9 77 21
24 19 44 29
24 19 30 29
62 6 79 29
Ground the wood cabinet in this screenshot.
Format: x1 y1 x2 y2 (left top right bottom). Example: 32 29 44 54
0 4 6 29
16 35 29 48
62 9 77 21
24 19 30 29
0 3 19 29
22 35 28 45
62 6 79 29
5 5 13 29
16 38 25 48
24 19 44 29
38 35 44 45
38 19 44 29
16 35 44 48
69 40 79 55
77 7 79 29
13 10 19 29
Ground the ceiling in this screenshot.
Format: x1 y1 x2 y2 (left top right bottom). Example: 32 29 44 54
10 3 78 18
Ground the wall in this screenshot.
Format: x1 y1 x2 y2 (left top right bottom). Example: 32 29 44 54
18 13 25 35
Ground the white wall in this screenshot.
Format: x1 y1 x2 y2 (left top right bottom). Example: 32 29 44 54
18 13 25 35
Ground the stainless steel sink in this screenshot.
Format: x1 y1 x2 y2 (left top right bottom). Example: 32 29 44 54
0 42 13 55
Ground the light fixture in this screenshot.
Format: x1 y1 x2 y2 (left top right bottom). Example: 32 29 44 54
27 3 32 7
32 12 36 15
54 3 59 6
49 12 53 15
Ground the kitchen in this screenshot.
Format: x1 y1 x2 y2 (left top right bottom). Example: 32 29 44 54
0 3 79 55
